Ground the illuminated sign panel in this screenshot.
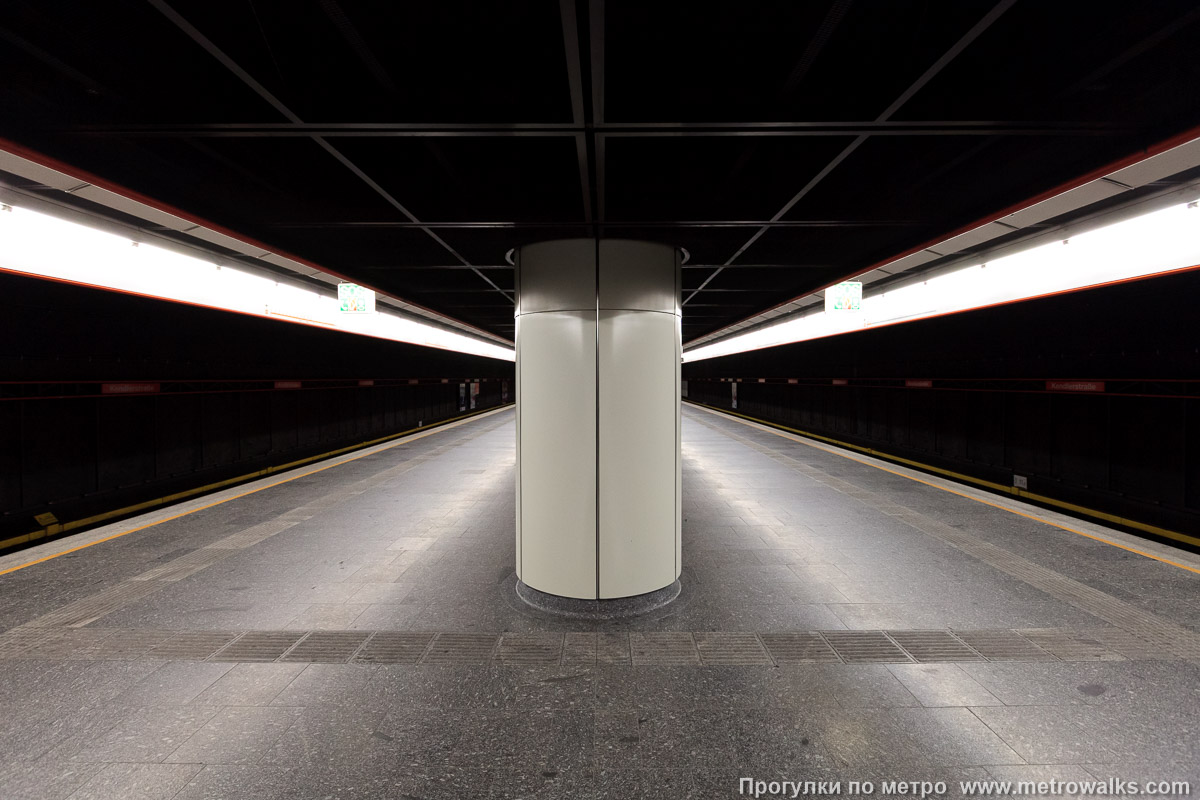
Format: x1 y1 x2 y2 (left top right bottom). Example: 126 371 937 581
825 281 862 312
686 198 1200 364
338 282 375 313
0 204 512 361
1046 380 1105 393
101 382 159 394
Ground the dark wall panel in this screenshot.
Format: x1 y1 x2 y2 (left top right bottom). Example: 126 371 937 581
97 396 156 491
20 400 96 507
684 269 1200 539
156 395 201 479
0 271 514 546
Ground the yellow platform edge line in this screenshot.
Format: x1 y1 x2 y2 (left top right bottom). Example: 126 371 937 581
685 400 1200 574
0 403 514 573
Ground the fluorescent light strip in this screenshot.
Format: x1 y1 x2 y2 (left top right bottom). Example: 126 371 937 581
0 203 514 362
684 198 1200 363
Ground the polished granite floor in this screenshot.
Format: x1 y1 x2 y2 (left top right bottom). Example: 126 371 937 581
1 404 1198 799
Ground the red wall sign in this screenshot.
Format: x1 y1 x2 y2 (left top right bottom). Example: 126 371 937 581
274 380 302 389
1046 380 1105 393
832 379 849 385
101 382 160 394
905 379 933 388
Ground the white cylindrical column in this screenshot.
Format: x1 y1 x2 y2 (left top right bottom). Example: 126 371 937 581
516 239 681 601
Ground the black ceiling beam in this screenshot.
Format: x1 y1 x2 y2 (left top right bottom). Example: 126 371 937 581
68 121 1122 137
1063 5 1200 97
360 264 512 271
558 0 593 223
413 289 517 294
0 25 107 96
682 263 832 270
683 0 1019 308
263 220 923 229
779 0 854 99
590 0 606 224
144 0 514 309
679 288 778 293
317 0 401 96
360 262 834 270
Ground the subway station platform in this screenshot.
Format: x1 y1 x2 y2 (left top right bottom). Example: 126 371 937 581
1 405 1199 799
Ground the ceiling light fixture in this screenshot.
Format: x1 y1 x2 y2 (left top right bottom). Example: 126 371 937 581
685 197 1200 363
0 203 514 362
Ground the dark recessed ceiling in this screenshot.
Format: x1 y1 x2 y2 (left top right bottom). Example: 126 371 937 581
2 0 1199 342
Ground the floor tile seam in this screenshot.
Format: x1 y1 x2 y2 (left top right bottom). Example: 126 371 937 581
57 698 189 766
156 703 300 773
694 414 1200 659
0 408 516 582
0 628 1166 666
7 419 515 634
962 706 1036 766
11 628 1104 662
924 531 1200 654
687 406 1200 577
290 445 447 505
20 581 169 629
131 550 240 583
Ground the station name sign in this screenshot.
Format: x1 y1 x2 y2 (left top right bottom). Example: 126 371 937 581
338 282 375 313
825 281 863 313
101 382 160 394
1045 380 1105 393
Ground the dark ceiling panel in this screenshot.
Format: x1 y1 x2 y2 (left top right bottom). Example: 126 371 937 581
272 226 468 270
601 226 753 269
605 135 856 221
0 0 281 125
605 1 993 122
164 0 572 123
431 226 592 266
1 0 1199 343
330 137 585 222
896 0 1200 124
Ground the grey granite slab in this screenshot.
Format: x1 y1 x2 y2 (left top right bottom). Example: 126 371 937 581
65 762 202 800
165 706 304 765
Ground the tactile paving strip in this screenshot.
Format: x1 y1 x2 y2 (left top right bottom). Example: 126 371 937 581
132 548 235 582
689 410 1200 663
822 631 913 663
888 630 984 662
204 519 301 550
630 633 700 665
353 632 434 664
22 581 165 628
0 628 69 659
695 632 772 665
422 633 500 664
759 632 841 664
211 631 306 662
952 629 1056 661
496 633 563 665
0 626 1190 665
71 629 175 660
1017 628 1127 661
281 631 371 663
19 628 116 659
559 632 632 665
596 633 632 664
561 633 598 665
147 631 239 660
